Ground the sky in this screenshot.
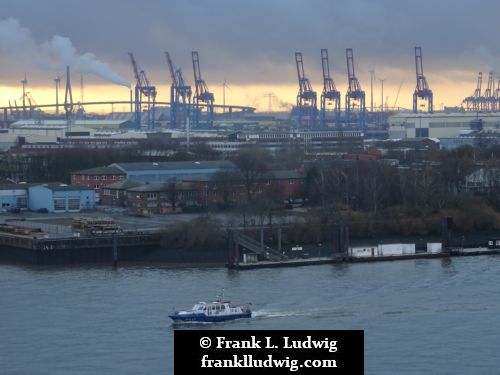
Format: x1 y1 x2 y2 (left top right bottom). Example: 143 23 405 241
1 0 500 112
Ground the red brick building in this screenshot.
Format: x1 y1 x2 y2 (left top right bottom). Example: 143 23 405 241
85 168 305 214
101 179 142 207
126 182 198 215
70 166 126 202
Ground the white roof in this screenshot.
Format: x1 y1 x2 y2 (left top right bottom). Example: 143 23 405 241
11 119 130 127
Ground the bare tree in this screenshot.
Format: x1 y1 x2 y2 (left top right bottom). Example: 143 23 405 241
232 147 271 203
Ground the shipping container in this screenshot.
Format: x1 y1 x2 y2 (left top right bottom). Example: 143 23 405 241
427 242 442 253
487 239 500 249
377 243 415 256
349 246 377 257
243 253 258 264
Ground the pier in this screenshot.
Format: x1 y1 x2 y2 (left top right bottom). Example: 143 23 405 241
227 247 500 270
0 232 160 265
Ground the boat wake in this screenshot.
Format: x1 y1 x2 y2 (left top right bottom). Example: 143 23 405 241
252 308 354 320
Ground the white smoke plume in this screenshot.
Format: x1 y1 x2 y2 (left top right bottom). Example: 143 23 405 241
0 18 130 88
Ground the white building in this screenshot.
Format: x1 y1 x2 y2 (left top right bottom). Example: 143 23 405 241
388 112 500 139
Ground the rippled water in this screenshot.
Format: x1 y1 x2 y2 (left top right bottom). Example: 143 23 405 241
1 256 500 374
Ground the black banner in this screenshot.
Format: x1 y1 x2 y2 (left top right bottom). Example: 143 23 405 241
175 330 364 374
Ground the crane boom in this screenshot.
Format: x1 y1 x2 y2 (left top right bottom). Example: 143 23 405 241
321 49 337 93
165 52 178 88
413 46 433 113
346 48 362 92
191 51 214 128
319 49 340 128
293 52 317 128
128 52 156 129
474 72 483 98
345 48 366 128
415 47 429 91
128 52 142 88
295 52 313 94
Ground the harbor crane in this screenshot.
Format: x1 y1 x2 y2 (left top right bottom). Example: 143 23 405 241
320 49 341 128
165 52 192 129
482 72 495 112
294 52 317 128
413 47 433 113
128 52 157 130
495 76 500 112
191 51 214 128
345 48 366 128
463 72 482 111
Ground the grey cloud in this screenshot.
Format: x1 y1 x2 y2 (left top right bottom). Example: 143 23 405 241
1 0 499 90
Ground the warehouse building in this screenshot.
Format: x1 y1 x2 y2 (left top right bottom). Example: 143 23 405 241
0 183 95 212
389 112 500 139
28 184 96 213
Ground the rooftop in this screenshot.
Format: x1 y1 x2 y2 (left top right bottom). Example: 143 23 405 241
72 166 124 175
33 183 95 192
111 160 236 172
104 179 142 190
127 182 195 192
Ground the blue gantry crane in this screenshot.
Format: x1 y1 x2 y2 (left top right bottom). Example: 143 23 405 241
482 72 495 112
294 52 317 128
413 47 433 113
320 49 341 128
463 72 482 111
345 48 366 128
191 51 214 128
128 52 157 130
165 52 192 129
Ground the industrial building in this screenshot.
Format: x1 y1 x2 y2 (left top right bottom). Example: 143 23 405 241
28 184 96 213
100 169 305 215
0 184 28 211
0 183 95 212
71 160 238 202
388 112 500 139
108 160 237 184
208 130 364 155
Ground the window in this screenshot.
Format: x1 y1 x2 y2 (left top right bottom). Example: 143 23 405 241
94 176 99 180
112 175 117 180
94 184 100 189
415 128 429 138
101 176 107 180
68 198 80 210
54 198 66 211
147 193 157 199
16 197 27 209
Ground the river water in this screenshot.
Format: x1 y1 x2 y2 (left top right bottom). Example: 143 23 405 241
1 256 499 374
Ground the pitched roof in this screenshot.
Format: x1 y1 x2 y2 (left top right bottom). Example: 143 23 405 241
104 179 142 190
111 160 236 172
72 166 124 175
127 182 195 192
182 170 303 182
263 170 303 179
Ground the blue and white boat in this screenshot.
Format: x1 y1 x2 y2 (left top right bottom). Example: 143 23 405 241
169 293 252 323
